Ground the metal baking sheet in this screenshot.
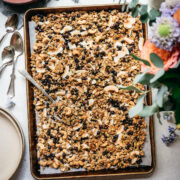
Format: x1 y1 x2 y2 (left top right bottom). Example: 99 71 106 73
24 4 155 179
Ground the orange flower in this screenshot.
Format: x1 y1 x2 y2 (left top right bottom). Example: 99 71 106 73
141 40 180 74
174 8 180 26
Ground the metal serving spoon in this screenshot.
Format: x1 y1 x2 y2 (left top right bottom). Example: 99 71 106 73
18 69 63 124
0 14 19 45
0 46 15 75
7 32 23 98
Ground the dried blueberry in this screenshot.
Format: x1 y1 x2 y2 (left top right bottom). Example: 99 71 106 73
102 150 109 155
127 131 133 135
125 144 131 150
112 135 119 142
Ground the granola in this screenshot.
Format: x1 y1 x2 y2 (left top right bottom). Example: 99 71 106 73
30 9 146 172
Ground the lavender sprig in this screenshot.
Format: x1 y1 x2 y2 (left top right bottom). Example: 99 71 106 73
161 126 178 146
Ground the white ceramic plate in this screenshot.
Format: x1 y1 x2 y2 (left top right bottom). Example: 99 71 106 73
0 107 24 180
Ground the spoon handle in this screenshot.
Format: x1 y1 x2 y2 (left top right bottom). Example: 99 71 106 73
18 69 55 103
0 62 12 75
18 69 67 125
0 32 8 45
7 57 15 98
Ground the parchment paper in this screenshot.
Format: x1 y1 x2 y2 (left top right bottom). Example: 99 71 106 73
29 21 152 174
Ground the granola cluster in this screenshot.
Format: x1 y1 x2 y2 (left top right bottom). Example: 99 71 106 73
30 9 146 172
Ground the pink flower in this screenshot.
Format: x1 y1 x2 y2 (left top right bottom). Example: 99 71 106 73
141 40 180 74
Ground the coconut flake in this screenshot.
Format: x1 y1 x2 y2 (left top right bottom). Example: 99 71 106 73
48 46 63 56
62 66 70 78
115 126 124 145
60 25 72 33
89 99 94 106
36 68 45 73
124 37 134 44
70 30 80 36
117 71 127 77
124 17 136 29
92 80 96 84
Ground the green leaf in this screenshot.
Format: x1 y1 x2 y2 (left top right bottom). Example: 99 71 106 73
150 53 164 68
137 74 154 85
150 69 165 83
130 54 151 66
122 0 127 12
149 8 160 20
117 85 143 93
139 5 148 15
149 19 155 26
129 94 146 118
175 101 180 124
156 85 168 107
132 6 139 17
133 68 149 84
163 99 174 111
172 87 180 99
138 103 159 117
128 0 139 9
149 81 161 88
156 112 162 125
140 13 149 23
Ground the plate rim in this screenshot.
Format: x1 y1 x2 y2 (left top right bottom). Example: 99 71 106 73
0 107 25 180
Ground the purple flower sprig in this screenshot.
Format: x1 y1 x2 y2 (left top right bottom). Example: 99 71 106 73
161 126 179 146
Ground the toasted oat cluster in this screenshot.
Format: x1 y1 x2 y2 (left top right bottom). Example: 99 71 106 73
30 9 146 172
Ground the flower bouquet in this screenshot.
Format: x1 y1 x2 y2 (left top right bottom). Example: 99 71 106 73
124 0 180 145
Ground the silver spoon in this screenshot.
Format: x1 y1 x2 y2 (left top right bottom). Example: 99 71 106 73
0 14 19 45
0 46 15 75
7 32 23 98
18 69 63 124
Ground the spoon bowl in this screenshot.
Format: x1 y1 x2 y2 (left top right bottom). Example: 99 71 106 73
7 32 23 98
5 14 19 33
0 46 15 75
10 32 23 57
0 14 19 45
2 46 15 64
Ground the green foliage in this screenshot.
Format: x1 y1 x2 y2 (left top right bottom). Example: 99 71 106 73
129 94 146 118
140 13 149 23
150 53 164 68
130 54 151 66
126 0 161 25
156 85 168 107
132 6 139 17
149 8 161 20
138 103 159 117
133 68 149 84
159 65 180 124
122 0 127 12
130 53 180 123
175 101 180 124
150 69 165 83
128 0 139 9
139 5 148 15
122 0 180 124
117 85 143 93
